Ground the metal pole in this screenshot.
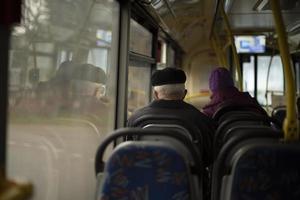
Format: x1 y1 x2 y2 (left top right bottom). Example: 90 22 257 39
219 0 243 91
270 0 298 141
211 32 228 67
115 0 130 129
0 26 9 180
254 55 258 99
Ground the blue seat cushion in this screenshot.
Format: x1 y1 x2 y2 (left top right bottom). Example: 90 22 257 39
99 142 191 200
230 145 300 200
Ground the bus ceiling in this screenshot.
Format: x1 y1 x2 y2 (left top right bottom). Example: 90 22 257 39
223 0 300 33
221 0 300 53
138 0 219 53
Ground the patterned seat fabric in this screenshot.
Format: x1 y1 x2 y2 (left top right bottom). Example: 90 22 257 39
99 142 191 200
230 145 300 200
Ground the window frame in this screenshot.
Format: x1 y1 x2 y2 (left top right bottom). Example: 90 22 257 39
126 2 159 117
0 26 10 175
240 52 286 106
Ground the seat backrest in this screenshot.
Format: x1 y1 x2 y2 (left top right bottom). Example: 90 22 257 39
271 105 286 128
141 124 212 200
223 141 300 200
217 110 266 125
98 141 194 200
129 114 213 166
141 124 195 162
214 115 272 151
212 100 268 121
143 123 193 140
211 128 282 200
95 128 204 200
131 114 203 140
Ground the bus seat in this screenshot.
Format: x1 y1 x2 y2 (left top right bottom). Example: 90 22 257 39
99 141 193 200
271 105 286 128
129 114 213 166
130 114 207 141
223 141 300 200
140 124 209 200
221 125 281 149
214 123 280 157
212 100 268 123
214 114 272 151
140 124 195 161
143 123 192 140
95 128 204 200
211 129 282 200
217 110 266 125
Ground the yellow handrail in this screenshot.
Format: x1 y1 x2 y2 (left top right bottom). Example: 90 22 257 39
219 0 243 91
211 32 228 68
270 0 299 141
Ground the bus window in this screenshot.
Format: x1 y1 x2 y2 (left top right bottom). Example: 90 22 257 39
157 39 167 69
7 0 119 199
242 56 255 97
257 55 284 106
127 60 151 116
87 48 108 73
167 45 175 67
130 19 153 57
127 18 154 117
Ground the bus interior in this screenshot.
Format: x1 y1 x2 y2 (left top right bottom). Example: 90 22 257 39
0 0 300 199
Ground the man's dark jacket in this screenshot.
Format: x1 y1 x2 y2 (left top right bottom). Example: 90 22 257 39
127 99 216 165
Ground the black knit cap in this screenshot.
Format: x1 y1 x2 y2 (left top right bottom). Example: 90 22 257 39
151 67 186 86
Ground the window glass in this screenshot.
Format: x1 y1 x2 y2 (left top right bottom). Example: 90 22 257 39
130 19 153 56
257 56 284 105
127 60 151 116
157 40 167 69
7 0 119 200
242 56 255 97
167 46 175 67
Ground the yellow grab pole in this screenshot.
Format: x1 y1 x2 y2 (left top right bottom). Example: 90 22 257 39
211 32 228 68
219 0 243 91
223 40 231 51
270 0 298 141
211 37 224 67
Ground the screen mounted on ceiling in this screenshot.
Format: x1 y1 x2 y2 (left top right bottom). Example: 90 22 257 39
234 35 266 53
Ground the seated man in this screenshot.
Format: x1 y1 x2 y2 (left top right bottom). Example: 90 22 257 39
127 67 215 165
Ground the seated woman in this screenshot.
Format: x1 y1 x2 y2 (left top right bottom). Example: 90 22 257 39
203 67 267 118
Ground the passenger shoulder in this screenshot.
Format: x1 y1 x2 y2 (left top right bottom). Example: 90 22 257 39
183 101 200 110
183 101 211 117
127 106 149 127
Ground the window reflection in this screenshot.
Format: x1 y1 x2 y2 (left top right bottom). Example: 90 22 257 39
167 46 175 67
128 18 153 117
8 0 119 199
127 61 151 116
130 19 153 56
157 40 167 69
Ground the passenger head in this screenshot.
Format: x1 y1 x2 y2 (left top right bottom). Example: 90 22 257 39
209 67 234 92
151 67 187 100
56 61 79 81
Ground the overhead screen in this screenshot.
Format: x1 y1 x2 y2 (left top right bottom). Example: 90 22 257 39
234 35 266 53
